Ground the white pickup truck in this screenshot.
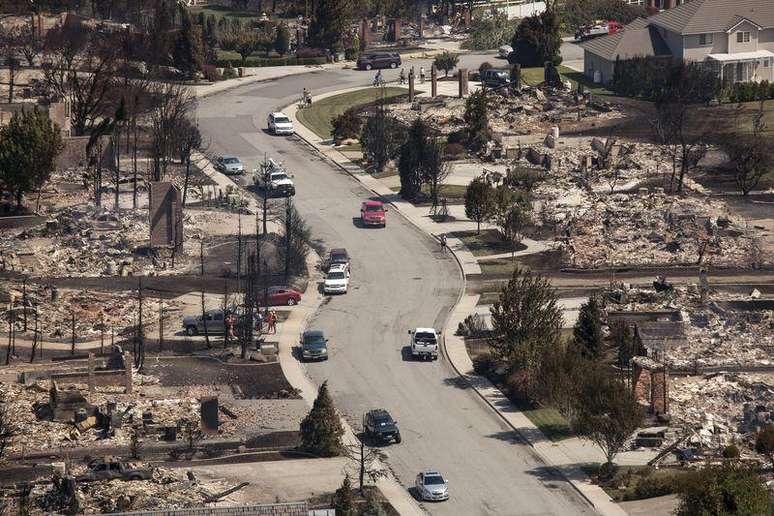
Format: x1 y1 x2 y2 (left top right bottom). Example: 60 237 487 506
253 158 295 197
409 328 440 361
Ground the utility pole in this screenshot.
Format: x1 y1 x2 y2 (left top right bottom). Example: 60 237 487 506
70 309 76 355
30 304 38 363
158 298 164 352
200 240 211 349
22 278 27 331
100 313 105 355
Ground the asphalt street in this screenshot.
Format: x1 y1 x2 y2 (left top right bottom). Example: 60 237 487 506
197 49 593 516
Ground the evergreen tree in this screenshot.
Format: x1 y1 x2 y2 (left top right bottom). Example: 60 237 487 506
274 23 291 56
398 118 431 201
299 381 344 457
0 109 63 210
360 104 404 172
173 6 204 78
509 9 562 67
308 0 353 52
463 89 493 152
573 295 604 359
489 267 563 393
333 474 356 516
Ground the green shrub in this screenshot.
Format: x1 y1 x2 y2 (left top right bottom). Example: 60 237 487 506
213 55 327 68
447 129 467 144
722 444 740 459
222 63 237 80
632 473 681 500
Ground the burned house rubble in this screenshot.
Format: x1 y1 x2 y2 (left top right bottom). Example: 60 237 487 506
605 282 774 451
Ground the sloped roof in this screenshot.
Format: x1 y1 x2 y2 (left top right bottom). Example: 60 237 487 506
580 18 672 61
649 0 774 35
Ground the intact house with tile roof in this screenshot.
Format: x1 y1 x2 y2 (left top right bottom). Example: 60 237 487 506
580 0 774 85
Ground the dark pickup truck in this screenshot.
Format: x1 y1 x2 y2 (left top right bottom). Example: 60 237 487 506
364 409 401 444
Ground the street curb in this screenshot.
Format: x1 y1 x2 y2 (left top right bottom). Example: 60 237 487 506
287 93 616 515
194 66 332 99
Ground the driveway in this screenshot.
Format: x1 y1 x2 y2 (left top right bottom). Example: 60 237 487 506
197 54 592 515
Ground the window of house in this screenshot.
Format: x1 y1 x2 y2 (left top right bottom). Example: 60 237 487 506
737 31 751 43
699 33 713 45
764 58 770 68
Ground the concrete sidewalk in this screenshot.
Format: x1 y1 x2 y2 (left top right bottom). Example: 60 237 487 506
192 64 338 99
288 88 629 516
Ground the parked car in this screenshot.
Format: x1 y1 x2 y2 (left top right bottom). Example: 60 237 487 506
300 330 328 361
267 112 294 135
415 471 449 501
325 248 350 273
324 264 350 295
357 52 401 70
259 286 302 306
214 155 245 175
409 327 440 360
481 69 509 88
78 458 153 482
364 409 401 444
497 45 513 59
182 309 263 336
360 200 387 227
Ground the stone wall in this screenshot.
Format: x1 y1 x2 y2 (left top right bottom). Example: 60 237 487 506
110 502 309 516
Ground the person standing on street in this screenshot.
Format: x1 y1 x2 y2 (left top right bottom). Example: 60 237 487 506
419 66 426 83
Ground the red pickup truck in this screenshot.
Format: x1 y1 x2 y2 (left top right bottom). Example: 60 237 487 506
360 200 387 227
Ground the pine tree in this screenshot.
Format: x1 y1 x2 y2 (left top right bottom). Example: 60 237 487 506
398 118 431 201
300 381 344 457
173 6 204 78
0 109 63 210
308 0 353 52
573 295 604 360
333 474 356 516
274 23 290 56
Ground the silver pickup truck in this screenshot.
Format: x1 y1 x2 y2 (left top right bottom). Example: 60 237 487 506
409 328 440 361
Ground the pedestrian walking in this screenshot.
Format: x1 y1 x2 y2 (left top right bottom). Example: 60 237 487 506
267 310 277 334
439 234 447 252
419 66 426 84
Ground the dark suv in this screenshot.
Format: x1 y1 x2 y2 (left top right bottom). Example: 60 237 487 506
481 69 510 88
364 409 401 443
357 52 401 71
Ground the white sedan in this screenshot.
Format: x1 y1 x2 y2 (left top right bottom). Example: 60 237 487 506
415 471 449 502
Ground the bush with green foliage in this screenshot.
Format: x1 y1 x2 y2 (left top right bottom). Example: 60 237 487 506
434 51 459 77
462 10 517 50
632 471 683 500
215 56 328 68
464 176 494 234
726 80 774 102
333 474 355 516
755 424 774 463
222 63 237 79
612 56 719 101
332 108 362 143
676 464 772 516
274 23 290 56
464 89 494 152
299 381 343 457
722 444 740 459
510 9 562 67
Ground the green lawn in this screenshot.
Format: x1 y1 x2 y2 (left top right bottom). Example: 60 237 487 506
517 403 573 441
520 66 613 96
450 229 526 257
297 87 411 140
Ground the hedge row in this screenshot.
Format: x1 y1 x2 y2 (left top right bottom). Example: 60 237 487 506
214 56 327 68
726 81 774 103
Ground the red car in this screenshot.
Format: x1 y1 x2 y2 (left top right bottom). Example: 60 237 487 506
360 200 387 227
260 286 302 306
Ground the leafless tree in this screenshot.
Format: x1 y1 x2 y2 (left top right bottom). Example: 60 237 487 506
18 22 41 67
1 26 21 103
0 402 16 462
43 29 118 136
723 101 772 196
344 436 388 495
176 117 203 207
423 137 450 212
148 82 196 181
